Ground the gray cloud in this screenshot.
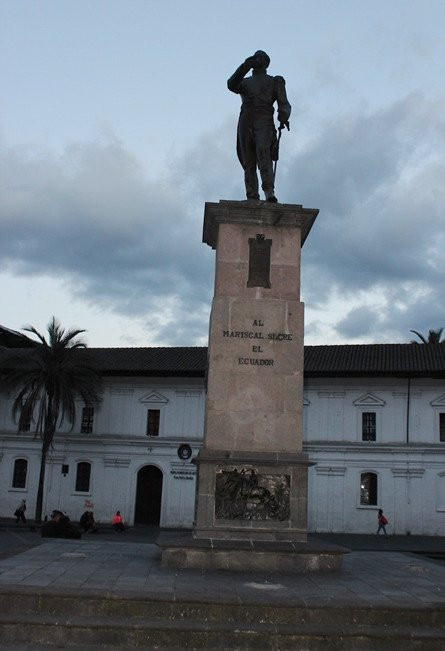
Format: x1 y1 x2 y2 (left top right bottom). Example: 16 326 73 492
335 306 381 339
288 94 445 341
1 93 444 345
0 137 214 345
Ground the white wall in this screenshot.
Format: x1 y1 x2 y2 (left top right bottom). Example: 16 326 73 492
1 374 445 534
304 377 445 535
0 377 204 526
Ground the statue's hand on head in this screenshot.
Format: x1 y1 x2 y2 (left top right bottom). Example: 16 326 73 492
244 55 256 69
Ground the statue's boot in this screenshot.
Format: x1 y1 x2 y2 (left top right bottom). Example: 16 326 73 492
265 189 278 203
244 166 259 200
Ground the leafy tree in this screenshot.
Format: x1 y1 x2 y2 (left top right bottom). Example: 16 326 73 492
0 317 102 523
410 328 444 344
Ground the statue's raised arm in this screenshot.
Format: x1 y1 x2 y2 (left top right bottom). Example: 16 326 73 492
227 51 291 203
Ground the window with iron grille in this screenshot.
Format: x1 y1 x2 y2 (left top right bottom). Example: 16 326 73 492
360 472 377 505
75 462 91 492
146 409 160 436
81 406 94 434
440 413 445 442
12 458 28 489
362 412 376 441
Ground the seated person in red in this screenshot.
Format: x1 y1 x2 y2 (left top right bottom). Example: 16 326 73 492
41 510 81 539
112 510 125 532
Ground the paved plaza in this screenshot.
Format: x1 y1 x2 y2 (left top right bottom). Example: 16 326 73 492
0 530 444 609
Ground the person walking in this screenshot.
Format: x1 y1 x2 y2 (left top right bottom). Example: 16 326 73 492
376 509 389 538
14 499 27 525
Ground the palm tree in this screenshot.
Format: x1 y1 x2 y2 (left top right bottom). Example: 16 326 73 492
410 328 444 344
0 317 102 523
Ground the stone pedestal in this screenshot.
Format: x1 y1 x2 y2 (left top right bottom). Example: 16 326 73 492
160 200 348 571
196 200 317 543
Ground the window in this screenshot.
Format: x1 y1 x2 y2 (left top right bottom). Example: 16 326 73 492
437 473 445 511
75 462 91 492
360 472 377 506
362 412 376 441
147 409 160 436
19 406 32 432
440 413 445 443
12 459 28 489
81 406 94 434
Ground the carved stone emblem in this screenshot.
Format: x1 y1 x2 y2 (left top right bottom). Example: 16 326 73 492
215 467 290 521
247 235 272 288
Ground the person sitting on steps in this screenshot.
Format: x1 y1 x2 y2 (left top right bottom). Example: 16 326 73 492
79 510 98 533
41 510 82 539
112 510 126 533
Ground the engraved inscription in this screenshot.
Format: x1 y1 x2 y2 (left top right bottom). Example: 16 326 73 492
238 358 274 366
247 235 272 288
215 468 290 521
221 319 294 368
222 330 292 341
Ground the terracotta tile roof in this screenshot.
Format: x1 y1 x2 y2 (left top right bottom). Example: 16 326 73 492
84 347 208 376
304 344 445 376
0 326 36 349
84 343 445 378
2 343 445 378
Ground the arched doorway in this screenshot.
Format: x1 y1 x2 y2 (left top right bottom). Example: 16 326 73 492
134 465 163 525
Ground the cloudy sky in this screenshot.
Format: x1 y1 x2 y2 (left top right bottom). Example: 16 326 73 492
1 0 444 347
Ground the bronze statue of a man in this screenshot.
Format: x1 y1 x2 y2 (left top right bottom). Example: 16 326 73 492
228 50 291 203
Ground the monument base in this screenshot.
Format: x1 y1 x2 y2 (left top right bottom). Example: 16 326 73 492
194 450 311 543
158 533 349 574
158 199 339 574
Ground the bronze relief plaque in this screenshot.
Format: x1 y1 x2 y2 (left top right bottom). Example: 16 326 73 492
247 234 272 288
215 467 290 521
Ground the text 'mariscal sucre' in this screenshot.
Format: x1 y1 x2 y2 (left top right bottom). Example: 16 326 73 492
222 330 292 341
220 320 293 367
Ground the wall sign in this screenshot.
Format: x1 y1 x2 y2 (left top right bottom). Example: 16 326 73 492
177 444 192 460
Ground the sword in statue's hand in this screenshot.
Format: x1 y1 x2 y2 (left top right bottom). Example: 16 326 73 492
273 121 290 183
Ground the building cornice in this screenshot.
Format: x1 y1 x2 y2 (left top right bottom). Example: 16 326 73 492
303 441 445 454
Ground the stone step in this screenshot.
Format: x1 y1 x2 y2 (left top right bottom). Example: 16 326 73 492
0 591 444 629
0 611 444 650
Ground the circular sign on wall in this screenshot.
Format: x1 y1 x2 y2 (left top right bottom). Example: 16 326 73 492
177 444 192 460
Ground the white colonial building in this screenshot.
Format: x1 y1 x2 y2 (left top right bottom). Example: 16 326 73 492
1 327 445 535
303 344 445 536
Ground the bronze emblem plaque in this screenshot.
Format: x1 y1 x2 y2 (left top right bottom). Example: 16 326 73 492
247 234 272 288
215 467 290 521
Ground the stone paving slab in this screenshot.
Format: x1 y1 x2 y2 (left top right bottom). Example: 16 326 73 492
0 539 443 610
